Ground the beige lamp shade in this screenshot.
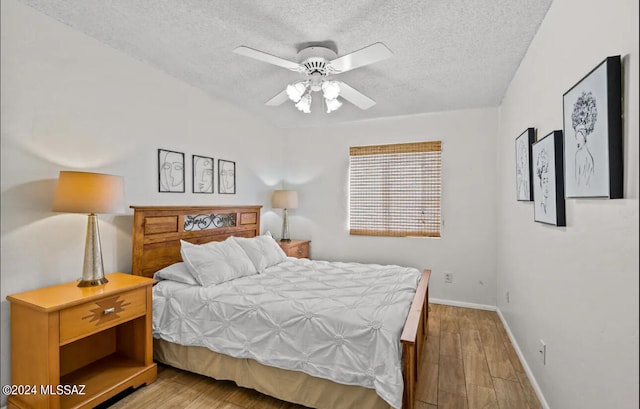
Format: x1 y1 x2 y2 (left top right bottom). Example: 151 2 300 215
272 190 298 209
53 171 125 214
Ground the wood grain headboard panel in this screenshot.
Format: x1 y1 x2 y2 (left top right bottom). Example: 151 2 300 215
130 205 262 277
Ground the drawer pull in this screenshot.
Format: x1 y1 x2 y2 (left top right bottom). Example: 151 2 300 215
103 307 116 315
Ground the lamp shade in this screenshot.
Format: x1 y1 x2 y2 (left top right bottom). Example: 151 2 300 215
272 190 298 209
286 82 307 103
322 81 341 100
295 94 312 113
53 171 125 214
325 97 343 113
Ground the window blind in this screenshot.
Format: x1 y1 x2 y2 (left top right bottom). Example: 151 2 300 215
349 141 442 237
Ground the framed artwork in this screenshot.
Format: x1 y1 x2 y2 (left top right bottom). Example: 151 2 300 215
192 155 214 194
532 130 565 226
562 55 622 198
515 128 535 201
158 149 185 193
218 159 236 194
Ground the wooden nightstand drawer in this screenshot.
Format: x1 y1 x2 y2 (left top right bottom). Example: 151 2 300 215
60 287 146 344
290 244 309 258
278 240 311 259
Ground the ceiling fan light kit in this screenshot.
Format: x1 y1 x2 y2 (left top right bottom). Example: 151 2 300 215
286 82 306 103
325 97 342 113
233 43 393 114
321 80 342 113
322 81 340 100
295 94 312 113
285 79 342 114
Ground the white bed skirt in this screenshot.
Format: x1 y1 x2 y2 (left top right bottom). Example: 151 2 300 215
154 338 393 409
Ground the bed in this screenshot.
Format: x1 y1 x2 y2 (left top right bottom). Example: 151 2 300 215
131 205 430 409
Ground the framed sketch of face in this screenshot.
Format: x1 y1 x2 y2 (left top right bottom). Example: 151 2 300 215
562 56 622 198
218 159 236 194
193 155 214 194
515 128 535 201
158 149 185 193
532 130 565 226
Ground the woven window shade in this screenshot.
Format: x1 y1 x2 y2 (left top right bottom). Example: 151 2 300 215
349 141 442 237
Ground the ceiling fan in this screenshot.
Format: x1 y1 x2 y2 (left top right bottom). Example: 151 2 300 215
233 43 393 113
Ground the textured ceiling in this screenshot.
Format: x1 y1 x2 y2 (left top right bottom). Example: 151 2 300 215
19 0 553 129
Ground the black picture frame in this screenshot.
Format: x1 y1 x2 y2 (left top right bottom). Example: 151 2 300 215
515 128 535 201
218 159 236 194
158 149 185 193
532 130 566 226
192 155 214 194
562 55 622 198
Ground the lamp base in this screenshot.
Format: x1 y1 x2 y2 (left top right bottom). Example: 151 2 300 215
78 277 109 287
279 239 292 243
78 213 108 288
281 208 291 242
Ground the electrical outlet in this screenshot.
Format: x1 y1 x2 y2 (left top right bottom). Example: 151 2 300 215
444 272 453 283
506 291 510 303
539 339 546 365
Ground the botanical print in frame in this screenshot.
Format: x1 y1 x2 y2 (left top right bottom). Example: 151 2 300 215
515 128 535 201
192 155 214 194
218 159 236 194
532 130 566 226
158 149 185 193
562 55 622 198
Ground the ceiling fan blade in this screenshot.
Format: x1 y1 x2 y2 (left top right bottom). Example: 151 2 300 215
265 90 289 106
337 81 376 110
329 42 393 74
233 46 302 72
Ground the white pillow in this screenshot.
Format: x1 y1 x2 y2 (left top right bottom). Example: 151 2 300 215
180 239 257 287
230 235 287 273
153 262 199 286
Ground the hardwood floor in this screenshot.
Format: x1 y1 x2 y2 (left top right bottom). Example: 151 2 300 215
104 304 542 409
415 304 542 409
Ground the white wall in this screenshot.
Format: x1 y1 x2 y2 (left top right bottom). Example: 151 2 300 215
282 108 499 307
496 0 639 407
0 1 284 404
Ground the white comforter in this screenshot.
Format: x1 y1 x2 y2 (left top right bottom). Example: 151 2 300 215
152 257 421 408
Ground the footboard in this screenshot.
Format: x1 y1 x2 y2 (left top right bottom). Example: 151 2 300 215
400 269 431 409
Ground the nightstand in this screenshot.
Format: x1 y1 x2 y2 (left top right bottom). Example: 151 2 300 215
6 272 157 409
278 239 311 259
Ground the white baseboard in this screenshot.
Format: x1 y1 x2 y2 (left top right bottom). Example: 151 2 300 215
429 298 549 409
496 308 550 409
429 297 496 311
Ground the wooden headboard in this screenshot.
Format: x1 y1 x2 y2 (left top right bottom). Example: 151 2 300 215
130 205 262 277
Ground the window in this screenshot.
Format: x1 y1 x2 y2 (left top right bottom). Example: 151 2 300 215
349 141 442 237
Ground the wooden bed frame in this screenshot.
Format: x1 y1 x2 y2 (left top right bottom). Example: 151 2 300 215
130 205 430 409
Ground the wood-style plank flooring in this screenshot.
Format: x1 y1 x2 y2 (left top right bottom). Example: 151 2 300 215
104 304 542 409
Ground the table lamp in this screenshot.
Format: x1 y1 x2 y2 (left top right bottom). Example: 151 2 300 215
52 171 125 287
271 190 298 242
